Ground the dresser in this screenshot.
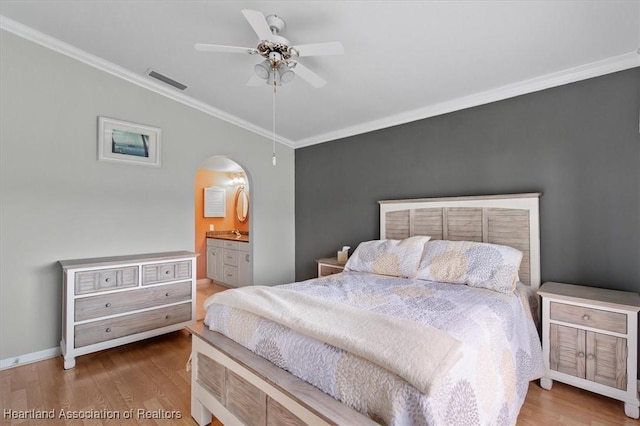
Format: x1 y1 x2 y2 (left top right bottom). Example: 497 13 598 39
538 281 640 418
316 257 345 277
59 251 197 369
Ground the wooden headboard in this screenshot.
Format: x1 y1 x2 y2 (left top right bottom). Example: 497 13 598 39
378 193 541 291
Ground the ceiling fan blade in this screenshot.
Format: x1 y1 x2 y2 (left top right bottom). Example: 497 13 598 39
293 63 326 88
246 73 265 86
292 41 344 57
241 9 273 41
194 43 254 54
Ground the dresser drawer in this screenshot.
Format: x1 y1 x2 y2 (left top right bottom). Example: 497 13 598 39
75 281 192 321
223 265 238 286
142 260 191 285
75 266 138 295
550 302 627 334
223 240 239 250
74 302 192 347
223 250 239 266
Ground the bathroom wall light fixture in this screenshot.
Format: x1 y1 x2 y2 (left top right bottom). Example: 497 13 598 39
227 173 246 186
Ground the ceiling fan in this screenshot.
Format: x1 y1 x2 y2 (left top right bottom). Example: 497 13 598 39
195 9 344 88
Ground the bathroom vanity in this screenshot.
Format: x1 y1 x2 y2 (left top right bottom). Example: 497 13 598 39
206 234 250 287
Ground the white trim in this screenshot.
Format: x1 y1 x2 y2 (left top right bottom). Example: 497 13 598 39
2 15 638 150
0 15 295 149
0 346 60 370
296 51 640 148
197 278 213 287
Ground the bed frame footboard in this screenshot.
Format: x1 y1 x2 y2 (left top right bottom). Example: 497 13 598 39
187 322 378 426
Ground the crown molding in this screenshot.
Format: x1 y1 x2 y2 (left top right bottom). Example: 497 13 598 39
0 15 296 149
3 15 638 150
295 50 640 148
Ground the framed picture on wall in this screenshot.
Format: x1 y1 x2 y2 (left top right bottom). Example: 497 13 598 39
98 117 161 167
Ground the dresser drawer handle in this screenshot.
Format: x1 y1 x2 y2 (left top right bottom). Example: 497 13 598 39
165 270 171 275
165 314 171 320
587 353 595 360
165 292 170 297
105 303 111 308
577 352 584 358
105 327 111 333
582 314 590 321
104 278 111 283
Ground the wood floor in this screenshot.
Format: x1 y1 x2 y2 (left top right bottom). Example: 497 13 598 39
1 281 636 425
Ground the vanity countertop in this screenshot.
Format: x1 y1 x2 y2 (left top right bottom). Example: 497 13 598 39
206 231 249 243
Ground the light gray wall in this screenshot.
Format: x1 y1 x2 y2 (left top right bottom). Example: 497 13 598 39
0 31 295 361
295 67 640 295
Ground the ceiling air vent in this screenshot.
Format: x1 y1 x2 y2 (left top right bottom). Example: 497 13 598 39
145 68 187 91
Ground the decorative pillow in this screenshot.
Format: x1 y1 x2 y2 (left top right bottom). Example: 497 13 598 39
415 240 522 294
344 236 431 278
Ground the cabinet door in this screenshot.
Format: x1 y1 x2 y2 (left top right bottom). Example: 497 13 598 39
549 323 585 378
207 247 224 282
585 331 627 390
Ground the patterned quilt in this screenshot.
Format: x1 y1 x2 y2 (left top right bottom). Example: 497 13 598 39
204 272 544 425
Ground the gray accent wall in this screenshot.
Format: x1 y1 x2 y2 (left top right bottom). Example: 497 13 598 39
296 67 640 295
0 31 295 362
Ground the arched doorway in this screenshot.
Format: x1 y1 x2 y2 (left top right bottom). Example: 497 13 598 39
194 156 252 290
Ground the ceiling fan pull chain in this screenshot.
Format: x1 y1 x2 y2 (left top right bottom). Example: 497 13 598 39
272 79 277 166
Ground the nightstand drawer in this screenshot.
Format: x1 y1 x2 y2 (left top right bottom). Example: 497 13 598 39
550 301 626 334
320 265 343 276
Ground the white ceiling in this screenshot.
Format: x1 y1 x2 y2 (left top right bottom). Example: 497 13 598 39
1 1 639 149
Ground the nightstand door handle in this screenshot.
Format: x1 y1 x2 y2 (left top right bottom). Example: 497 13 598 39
587 353 595 360
582 314 590 321
577 351 584 358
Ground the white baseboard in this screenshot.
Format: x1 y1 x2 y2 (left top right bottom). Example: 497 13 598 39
1 279 214 371
197 278 213 287
0 346 60 370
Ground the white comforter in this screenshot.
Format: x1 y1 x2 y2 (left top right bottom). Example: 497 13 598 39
204 272 544 425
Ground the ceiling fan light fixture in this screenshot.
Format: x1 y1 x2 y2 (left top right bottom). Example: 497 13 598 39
254 60 271 80
277 63 295 84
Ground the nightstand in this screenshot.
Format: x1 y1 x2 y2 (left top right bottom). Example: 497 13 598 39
316 257 345 277
538 281 640 418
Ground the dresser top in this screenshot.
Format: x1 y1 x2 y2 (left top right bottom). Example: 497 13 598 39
539 281 640 312
59 251 198 270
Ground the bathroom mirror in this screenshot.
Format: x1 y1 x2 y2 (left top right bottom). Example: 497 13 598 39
235 186 249 222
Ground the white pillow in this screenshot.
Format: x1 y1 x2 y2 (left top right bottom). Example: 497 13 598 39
344 236 431 278
416 240 522 294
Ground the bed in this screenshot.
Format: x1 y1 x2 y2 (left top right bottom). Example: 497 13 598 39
187 193 545 425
